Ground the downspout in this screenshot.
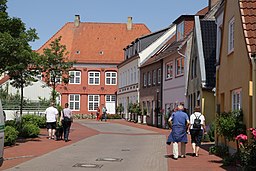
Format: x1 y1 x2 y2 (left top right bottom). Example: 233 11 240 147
251 53 256 128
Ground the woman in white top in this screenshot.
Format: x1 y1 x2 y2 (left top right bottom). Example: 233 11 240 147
189 106 206 157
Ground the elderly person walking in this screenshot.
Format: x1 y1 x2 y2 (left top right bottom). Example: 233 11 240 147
166 105 189 160
45 102 59 140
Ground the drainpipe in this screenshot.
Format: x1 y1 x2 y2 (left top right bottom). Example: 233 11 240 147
251 53 256 128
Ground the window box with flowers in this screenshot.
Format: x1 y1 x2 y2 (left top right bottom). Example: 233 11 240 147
236 128 256 170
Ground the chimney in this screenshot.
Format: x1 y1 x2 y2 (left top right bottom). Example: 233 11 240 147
208 0 220 10
74 15 80 27
127 16 132 30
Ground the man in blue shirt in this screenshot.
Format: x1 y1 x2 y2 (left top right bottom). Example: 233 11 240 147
166 105 189 160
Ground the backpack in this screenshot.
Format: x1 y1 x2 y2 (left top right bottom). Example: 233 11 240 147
193 114 201 130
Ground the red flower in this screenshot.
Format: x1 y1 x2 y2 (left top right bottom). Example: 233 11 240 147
235 134 248 141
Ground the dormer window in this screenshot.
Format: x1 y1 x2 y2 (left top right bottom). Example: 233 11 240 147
176 21 184 41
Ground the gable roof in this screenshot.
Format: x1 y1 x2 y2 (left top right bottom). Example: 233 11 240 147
239 0 256 56
192 16 216 89
37 21 150 64
139 24 176 66
200 20 217 88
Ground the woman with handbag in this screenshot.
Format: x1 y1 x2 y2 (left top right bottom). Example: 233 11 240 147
62 103 73 142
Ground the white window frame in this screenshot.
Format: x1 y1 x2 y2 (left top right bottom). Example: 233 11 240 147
69 71 81 84
157 68 161 84
228 17 235 54
88 95 100 111
153 70 156 85
177 21 184 41
69 94 80 111
232 89 242 111
176 57 184 76
105 72 117 85
106 95 116 102
88 71 100 85
143 73 147 87
148 71 151 86
50 70 62 84
166 61 173 79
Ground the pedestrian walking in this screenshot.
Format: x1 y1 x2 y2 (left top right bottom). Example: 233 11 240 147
166 105 189 160
45 102 59 140
61 103 73 142
101 106 107 122
189 106 206 157
96 107 100 121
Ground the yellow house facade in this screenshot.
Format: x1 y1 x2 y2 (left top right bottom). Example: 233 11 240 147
216 0 256 149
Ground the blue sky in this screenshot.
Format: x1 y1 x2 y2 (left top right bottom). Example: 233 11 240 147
7 0 208 50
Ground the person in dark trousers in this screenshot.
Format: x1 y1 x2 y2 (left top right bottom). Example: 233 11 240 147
61 103 73 142
166 105 189 160
189 106 206 157
101 106 107 121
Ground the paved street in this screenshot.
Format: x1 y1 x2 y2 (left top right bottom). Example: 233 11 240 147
2 120 235 171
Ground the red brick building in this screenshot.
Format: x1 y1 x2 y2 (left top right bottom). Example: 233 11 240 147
37 15 150 114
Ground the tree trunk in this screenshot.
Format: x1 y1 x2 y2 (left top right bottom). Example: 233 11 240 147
20 83 24 127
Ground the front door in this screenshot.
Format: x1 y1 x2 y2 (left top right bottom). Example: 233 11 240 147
105 95 116 114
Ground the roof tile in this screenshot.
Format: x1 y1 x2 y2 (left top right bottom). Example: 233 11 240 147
239 0 256 54
37 22 150 64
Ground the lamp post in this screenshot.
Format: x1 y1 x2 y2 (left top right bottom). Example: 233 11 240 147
156 89 159 127
251 53 256 128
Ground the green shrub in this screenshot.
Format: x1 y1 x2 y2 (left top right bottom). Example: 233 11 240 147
22 114 46 128
20 123 40 138
5 120 17 127
208 122 215 142
4 126 19 146
202 134 210 142
209 145 229 157
107 114 121 119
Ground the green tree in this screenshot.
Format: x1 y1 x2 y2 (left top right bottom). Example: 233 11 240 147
40 36 75 102
0 0 39 120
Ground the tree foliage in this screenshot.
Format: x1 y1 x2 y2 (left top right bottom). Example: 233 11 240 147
40 36 75 102
0 0 40 119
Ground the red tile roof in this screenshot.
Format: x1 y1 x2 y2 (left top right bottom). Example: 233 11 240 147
196 6 209 15
37 22 150 64
239 0 256 55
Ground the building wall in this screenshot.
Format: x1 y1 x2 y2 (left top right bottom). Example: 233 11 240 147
163 48 187 111
140 61 162 127
217 0 251 129
1 79 52 101
56 64 118 114
117 57 139 118
202 89 215 125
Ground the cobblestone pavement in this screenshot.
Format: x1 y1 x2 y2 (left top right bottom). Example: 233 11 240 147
1 119 237 171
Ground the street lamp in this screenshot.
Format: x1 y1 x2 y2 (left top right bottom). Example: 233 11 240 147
156 89 159 127
251 53 256 127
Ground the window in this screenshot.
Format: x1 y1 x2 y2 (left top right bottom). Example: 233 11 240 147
148 71 151 86
228 17 235 53
176 57 184 76
105 72 117 85
69 94 80 111
69 71 81 84
177 21 184 41
88 95 99 111
166 61 173 79
88 71 100 85
153 70 156 85
232 89 242 111
130 68 133 83
143 73 147 87
157 68 161 84
50 70 62 84
106 95 116 102
134 66 136 83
